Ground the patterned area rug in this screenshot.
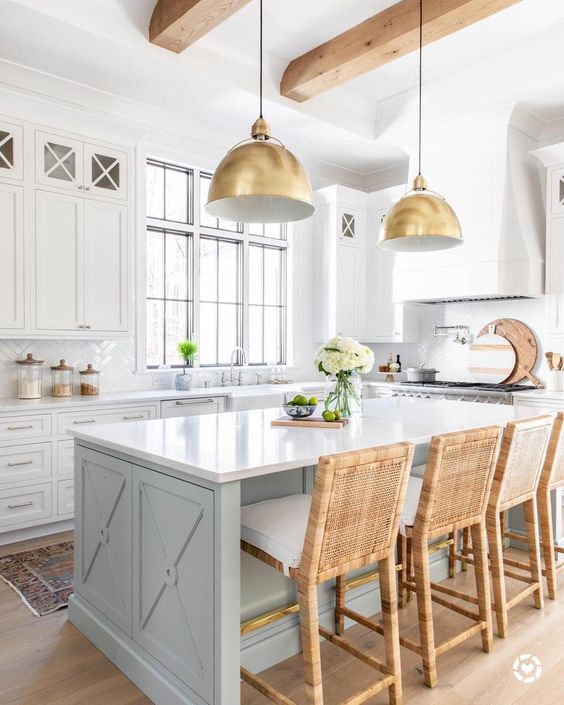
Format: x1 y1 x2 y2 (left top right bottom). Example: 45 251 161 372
0 541 74 616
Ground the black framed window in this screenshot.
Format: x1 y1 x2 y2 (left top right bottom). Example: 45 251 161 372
199 172 243 233
147 159 194 224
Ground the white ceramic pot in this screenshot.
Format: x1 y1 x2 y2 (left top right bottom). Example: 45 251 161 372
546 370 564 392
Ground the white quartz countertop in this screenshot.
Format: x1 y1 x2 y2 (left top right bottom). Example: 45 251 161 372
511 389 564 401
0 381 327 414
70 397 546 484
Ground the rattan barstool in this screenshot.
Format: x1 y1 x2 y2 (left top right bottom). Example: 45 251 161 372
455 415 554 638
240 442 414 705
396 426 503 688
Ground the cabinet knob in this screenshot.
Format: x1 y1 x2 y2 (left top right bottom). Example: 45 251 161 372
84 324 91 329
84 186 90 191
77 185 84 190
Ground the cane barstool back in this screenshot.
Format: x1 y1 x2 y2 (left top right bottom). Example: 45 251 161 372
537 412 564 599
241 442 414 705
397 426 502 688
485 415 554 637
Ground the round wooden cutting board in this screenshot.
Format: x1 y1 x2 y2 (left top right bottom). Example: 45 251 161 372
477 318 539 386
468 332 516 383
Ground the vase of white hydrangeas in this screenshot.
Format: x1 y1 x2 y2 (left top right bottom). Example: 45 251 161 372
314 336 374 417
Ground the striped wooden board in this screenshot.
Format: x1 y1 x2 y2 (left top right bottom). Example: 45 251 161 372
468 332 516 383
271 417 350 429
477 318 539 385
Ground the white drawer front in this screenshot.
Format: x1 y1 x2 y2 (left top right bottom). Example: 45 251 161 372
0 443 52 485
57 439 75 478
0 414 51 441
57 479 74 517
57 406 156 436
160 397 226 418
0 483 52 528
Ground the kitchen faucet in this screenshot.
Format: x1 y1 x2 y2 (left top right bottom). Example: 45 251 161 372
229 346 247 385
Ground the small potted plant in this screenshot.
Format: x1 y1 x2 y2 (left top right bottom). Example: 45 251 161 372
175 340 198 391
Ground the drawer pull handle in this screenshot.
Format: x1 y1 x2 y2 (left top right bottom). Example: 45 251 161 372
8 501 33 510
7 425 34 431
122 415 144 420
72 419 96 425
7 460 33 467
175 399 215 406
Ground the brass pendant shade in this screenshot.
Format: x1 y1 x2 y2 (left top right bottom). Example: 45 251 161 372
205 0 314 224
206 120 314 223
378 175 462 252
378 0 462 252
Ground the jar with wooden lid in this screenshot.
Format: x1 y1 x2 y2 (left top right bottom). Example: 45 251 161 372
51 359 74 397
79 364 100 396
15 353 45 399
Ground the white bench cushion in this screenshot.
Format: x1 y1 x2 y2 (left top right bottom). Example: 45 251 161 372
241 494 312 576
400 476 424 533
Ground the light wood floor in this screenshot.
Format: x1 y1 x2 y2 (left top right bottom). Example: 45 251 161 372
1 532 563 705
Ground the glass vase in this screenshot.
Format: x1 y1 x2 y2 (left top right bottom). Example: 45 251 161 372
324 370 363 417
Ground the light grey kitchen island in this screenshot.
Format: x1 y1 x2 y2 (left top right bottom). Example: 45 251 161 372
68 398 542 705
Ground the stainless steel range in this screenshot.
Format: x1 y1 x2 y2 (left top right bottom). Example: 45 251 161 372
391 381 538 405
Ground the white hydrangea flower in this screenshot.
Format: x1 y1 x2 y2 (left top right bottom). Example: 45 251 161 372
315 336 374 376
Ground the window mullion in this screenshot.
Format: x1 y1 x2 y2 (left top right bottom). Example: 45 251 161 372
242 240 250 364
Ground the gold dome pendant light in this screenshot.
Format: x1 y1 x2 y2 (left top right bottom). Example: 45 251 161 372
378 0 462 252
205 0 314 223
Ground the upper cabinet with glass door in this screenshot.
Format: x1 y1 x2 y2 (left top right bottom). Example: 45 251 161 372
0 119 23 180
35 131 127 200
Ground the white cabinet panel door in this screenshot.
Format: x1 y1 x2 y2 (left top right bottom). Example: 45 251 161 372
0 120 23 180
133 465 214 703
0 183 24 329
35 131 84 192
84 143 127 200
36 190 84 331
548 217 564 336
76 449 132 634
83 200 128 332
336 244 359 337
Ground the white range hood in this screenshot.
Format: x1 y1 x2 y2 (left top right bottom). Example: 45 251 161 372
387 111 546 304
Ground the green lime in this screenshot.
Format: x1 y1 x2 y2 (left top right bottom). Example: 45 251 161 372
333 410 342 420
293 395 308 406
322 410 336 422
308 396 318 406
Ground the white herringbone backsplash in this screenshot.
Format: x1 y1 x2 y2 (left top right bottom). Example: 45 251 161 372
366 298 552 385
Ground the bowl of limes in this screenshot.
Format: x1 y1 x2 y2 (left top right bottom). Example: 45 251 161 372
283 394 318 418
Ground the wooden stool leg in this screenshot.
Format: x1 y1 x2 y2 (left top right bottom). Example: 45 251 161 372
461 527 470 571
488 508 509 638
448 531 456 578
413 537 437 688
379 555 403 705
298 584 324 705
500 510 508 549
335 574 346 635
524 497 544 610
406 536 413 604
397 534 407 609
538 487 557 600
470 521 493 653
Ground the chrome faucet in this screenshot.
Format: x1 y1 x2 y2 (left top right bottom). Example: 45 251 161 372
230 347 248 385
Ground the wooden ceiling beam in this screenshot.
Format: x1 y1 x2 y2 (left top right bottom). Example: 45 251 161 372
150 0 252 53
281 0 522 102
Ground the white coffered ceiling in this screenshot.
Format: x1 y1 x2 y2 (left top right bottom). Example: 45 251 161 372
1 0 564 178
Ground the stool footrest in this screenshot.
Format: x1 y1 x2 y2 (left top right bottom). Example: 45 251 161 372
435 622 486 656
318 626 389 676
339 606 422 655
241 667 296 705
505 583 541 610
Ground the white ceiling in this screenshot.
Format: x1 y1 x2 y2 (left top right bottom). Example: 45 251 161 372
1 0 564 177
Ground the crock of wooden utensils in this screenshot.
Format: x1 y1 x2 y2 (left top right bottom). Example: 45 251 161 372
546 352 563 371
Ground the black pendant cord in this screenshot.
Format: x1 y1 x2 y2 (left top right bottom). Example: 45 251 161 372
418 0 423 176
259 0 263 119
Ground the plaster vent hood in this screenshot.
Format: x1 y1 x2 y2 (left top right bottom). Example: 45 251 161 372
389 115 546 304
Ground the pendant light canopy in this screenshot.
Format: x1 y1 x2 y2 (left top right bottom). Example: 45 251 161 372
206 0 314 224
378 0 462 252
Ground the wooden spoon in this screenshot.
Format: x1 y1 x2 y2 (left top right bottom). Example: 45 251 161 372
546 352 554 370
553 353 562 371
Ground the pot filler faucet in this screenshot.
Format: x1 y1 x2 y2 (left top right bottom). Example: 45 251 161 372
230 346 248 385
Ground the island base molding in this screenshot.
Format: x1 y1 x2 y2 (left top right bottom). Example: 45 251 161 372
69 594 201 705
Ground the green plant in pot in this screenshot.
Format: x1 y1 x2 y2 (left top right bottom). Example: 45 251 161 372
175 340 198 391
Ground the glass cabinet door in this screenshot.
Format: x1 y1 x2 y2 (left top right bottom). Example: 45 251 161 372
84 143 127 200
0 120 23 180
35 130 84 191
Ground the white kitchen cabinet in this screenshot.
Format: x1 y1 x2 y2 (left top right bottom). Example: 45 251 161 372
35 190 128 333
547 165 564 336
314 186 366 341
0 119 23 180
160 397 226 418
36 131 127 200
0 182 24 329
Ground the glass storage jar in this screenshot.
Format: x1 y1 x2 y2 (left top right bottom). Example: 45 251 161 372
79 364 100 396
15 353 44 399
51 359 74 397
